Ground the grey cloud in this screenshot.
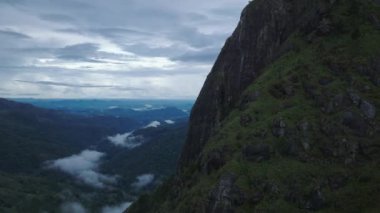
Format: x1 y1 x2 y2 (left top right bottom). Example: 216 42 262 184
121 43 181 58
112 86 145 91
14 93 40 97
15 80 114 88
15 80 145 91
39 13 76 23
172 48 219 63
56 43 99 61
173 52 217 63
183 12 209 22
15 80 144 90
89 27 154 37
0 91 40 98
89 69 207 78
119 25 226 59
20 47 56 54
0 92 11 96
0 0 247 98
0 0 24 5
0 29 30 39
167 26 223 48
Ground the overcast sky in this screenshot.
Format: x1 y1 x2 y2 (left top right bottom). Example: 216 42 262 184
0 0 247 99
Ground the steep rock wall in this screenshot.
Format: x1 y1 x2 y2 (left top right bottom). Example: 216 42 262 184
179 0 333 169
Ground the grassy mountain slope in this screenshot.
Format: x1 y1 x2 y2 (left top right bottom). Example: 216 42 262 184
128 0 380 212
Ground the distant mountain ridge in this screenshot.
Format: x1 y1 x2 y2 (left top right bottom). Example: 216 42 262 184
0 98 189 212
0 98 139 173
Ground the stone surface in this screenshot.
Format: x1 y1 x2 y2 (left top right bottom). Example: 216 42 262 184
179 0 332 169
240 91 260 109
342 111 368 136
240 114 253 127
360 100 377 119
357 58 380 87
328 175 348 190
369 13 380 29
348 91 361 106
319 77 333 86
269 83 295 99
203 150 226 174
305 190 327 210
316 18 333 35
272 118 287 137
323 94 351 114
242 143 271 162
208 173 245 213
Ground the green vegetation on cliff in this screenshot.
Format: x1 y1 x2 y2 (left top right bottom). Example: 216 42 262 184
128 0 380 212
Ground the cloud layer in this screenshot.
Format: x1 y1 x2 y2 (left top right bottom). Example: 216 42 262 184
131 174 155 189
107 132 144 149
144 121 161 128
60 202 87 213
47 150 117 188
101 202 132 213
164 120 175 124
0 0 247 98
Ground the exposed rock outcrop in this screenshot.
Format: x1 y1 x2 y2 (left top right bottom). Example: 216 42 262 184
207 173 245 213
179 0 333 169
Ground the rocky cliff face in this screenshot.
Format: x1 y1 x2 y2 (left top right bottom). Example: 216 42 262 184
128 0 380 212
179 0 333 169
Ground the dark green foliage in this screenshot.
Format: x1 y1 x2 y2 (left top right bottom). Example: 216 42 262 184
101 121 188 193
0 98 139 173
0 99 188 212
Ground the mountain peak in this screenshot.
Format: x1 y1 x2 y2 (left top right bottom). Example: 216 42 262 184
128 0 380 212
179 0 334 169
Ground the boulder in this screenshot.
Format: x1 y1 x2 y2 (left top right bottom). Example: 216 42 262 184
318 77 333 86
360 100 376 119
208 173 245 213
356 59 380 87
320 118 339 137
285 187 327 211
242 143 271 162
203 150 226 174
303 83 318 100
328 175 348 190
323 94 351 114
316 18 333 35
327 62 345 76
298 120 310 132
240 114 253 127
342 111 368 136
272 118 287 137
279 140 300 156
269 83 295 99
240 91 261 109
369 13 380 30
348 90 361 106
347 90 377 119
305 190 327 211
